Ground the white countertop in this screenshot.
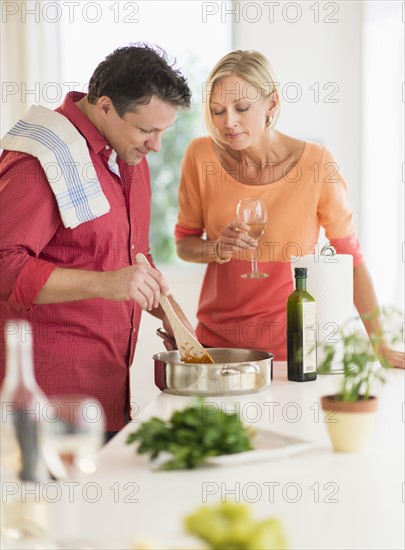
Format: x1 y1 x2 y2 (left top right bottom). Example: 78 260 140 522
50 363 405 549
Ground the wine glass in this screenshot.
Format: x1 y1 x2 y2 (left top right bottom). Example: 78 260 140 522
43 395 105 479
42 395 105 549
236 198 269 279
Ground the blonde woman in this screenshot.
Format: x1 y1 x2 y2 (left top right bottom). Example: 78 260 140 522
175 50 403 368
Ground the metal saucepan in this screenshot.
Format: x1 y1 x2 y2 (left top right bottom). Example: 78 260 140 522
153 347 274 396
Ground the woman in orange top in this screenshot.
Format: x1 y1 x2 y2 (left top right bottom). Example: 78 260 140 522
175 50 404 368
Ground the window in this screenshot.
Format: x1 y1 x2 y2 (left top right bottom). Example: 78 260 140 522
59 1 232 262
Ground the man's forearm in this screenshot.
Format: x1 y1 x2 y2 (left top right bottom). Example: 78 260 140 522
35 267 104 304
35 263 170 311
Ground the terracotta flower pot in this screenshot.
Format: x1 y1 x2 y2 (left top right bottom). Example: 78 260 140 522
321 395 378 452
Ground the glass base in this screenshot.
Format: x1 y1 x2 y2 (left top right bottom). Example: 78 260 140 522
241 272 269 279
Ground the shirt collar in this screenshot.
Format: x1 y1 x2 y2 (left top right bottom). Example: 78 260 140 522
107 148 121 177
57 91 110 155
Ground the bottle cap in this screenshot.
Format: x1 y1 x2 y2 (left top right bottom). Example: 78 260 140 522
294 267 307 277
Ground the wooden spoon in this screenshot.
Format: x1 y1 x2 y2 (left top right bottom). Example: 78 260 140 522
136 253 214 364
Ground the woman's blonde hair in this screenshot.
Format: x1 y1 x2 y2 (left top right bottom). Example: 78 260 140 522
202 50 280 146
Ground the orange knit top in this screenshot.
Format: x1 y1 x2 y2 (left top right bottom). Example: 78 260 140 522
175 136 364 360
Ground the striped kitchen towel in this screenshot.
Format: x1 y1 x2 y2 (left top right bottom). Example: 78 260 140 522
0 104 110 229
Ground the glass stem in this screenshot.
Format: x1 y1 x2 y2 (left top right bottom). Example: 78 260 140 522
251 248 258 274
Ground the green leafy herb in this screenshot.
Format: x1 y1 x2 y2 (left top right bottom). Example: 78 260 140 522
126 398 254 470
316 307 403 402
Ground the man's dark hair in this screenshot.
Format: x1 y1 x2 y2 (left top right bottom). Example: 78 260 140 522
87 44 191 116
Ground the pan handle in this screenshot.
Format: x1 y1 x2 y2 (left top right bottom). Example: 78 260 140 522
156 327 178 349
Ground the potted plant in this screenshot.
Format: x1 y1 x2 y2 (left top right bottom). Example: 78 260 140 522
317 308 402 452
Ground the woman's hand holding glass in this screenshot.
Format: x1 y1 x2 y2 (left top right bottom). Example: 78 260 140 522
215 220 255 262
214 199 269 278
236 198 269 278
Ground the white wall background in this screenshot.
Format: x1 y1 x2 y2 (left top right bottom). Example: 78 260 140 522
233 0 363 218
231 0 404 310
361 1 404 309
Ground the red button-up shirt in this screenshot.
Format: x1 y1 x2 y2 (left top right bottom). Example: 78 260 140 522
0 92 155 431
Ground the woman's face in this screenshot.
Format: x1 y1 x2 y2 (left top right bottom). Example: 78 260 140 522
209 74 274 150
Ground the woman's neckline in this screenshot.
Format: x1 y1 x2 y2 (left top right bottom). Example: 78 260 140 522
209 137 309 188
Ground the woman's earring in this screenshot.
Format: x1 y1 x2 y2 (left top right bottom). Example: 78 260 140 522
266 115 274 127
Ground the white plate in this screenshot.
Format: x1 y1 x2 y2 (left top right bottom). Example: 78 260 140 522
206 428 314 465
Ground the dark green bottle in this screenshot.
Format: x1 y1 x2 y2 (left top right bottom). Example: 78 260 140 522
287 268 317 382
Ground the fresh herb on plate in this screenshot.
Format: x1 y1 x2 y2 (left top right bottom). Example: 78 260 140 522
126 398 254 470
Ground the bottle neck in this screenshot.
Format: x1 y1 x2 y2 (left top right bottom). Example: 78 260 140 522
295 276 307 291
2 322 37 392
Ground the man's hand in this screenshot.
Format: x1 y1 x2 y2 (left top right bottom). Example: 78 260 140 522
100 264 170 310
35 263 170 308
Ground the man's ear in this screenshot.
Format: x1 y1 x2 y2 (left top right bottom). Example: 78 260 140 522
97 96 114 118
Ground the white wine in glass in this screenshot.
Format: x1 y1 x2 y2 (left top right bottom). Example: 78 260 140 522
236 198 269 279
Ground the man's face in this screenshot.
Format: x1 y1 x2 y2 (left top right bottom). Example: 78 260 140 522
101 96 177 165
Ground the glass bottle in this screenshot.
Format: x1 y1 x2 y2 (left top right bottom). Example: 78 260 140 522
0 320 51 544
1 320 50 482
287 268 317 382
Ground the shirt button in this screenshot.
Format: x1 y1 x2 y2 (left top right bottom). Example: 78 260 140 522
131 244 135 250
105 144 110 150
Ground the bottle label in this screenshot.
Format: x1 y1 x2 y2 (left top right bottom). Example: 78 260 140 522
302 302 317 373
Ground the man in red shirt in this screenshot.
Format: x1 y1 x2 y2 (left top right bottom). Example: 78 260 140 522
0 45 192 438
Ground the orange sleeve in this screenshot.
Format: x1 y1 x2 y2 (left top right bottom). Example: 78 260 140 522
317 147 364 266
329 234 365 267
176 141 205 232
174 223 204 242
317 147 355 238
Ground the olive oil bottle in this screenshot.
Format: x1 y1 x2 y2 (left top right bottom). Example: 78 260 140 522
287 268 317 382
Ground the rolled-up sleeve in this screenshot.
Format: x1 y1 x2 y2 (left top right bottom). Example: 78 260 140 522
7 258 57 310
0 152 60 310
